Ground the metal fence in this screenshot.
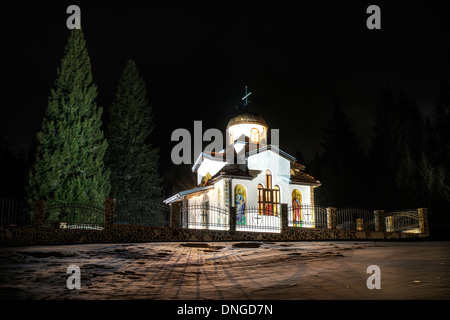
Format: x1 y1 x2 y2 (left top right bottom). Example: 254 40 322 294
236 206 281 233
337 207 376 231
44 203 105 230
288 204 328 228
180 204 229 230
179 205 281 233
0 198 31 226
384 209 420 233
114 200 170 227
0 197 426 235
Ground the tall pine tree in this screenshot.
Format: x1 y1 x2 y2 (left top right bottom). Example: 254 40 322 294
106 60 163 203
26 29 110 208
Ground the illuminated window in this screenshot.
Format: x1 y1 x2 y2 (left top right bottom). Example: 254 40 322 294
265 170 272 189
257 176 279 217
250 128 260 142
273 185 280 215
258 184 264 214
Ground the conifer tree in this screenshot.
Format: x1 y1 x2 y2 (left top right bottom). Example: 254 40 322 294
106 60 163 204
26 29 110 209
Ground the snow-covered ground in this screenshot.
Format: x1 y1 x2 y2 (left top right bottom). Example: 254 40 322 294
0 241 449 300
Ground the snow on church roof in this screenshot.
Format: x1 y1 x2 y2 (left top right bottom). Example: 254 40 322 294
192 142 297 173
226 112 268 129
163 185 214 204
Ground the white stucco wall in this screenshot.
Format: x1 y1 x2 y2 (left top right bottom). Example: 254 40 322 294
244 149 311 206
186 179 228 230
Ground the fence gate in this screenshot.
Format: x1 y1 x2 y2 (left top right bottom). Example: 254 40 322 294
384 209 420 233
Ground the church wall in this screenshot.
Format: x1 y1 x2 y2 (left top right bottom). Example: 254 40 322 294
245 150 313 207
288 185 312 206
228 123 267 145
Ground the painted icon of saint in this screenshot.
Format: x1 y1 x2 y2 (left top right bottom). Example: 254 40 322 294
292 190 302 227
235 186 246 225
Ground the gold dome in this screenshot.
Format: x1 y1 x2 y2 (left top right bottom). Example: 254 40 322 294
226 112 268 129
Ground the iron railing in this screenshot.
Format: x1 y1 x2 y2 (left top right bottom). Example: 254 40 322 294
0 197 425 235
236 206 281 233
180 204 229 230
336 207 376 231
114 200 170 227
288 204 328 228
44 202 104 230
384 209 420 233
0 198 31 226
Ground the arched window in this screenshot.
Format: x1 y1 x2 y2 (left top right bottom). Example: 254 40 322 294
250 128 260 142
273 185 280 215
265 170 272 189
257 184 264 215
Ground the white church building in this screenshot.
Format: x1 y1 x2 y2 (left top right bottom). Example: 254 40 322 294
164 106 321 232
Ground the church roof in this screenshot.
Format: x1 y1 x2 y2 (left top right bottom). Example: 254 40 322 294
192 142 296 173
226 112 268 129
290 163 321 186
163 185 214 204
209 166 253 184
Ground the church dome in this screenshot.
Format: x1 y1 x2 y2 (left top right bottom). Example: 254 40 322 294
226 112 268 129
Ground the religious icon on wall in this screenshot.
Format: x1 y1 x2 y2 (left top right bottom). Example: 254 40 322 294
292 189 302 227
201 172 212 186
235 185 246 225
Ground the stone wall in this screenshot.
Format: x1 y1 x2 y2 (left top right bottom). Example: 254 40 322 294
0 202 429 247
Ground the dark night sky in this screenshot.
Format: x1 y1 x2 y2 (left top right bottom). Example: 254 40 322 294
2 1 449 195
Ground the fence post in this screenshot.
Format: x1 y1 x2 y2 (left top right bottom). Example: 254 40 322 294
104 198 115 230
385 215 393 232
170 202 181 228
229 206 236 232
356 218 364 231
281 203 288 233
327 207 337 229
374 210 385 232
33 200 44 227
418 208 429 236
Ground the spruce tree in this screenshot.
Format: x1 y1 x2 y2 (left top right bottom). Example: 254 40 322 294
106 60 163 205
26 29 110 209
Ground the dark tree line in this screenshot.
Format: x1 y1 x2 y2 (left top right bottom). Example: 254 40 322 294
308 85 450 236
